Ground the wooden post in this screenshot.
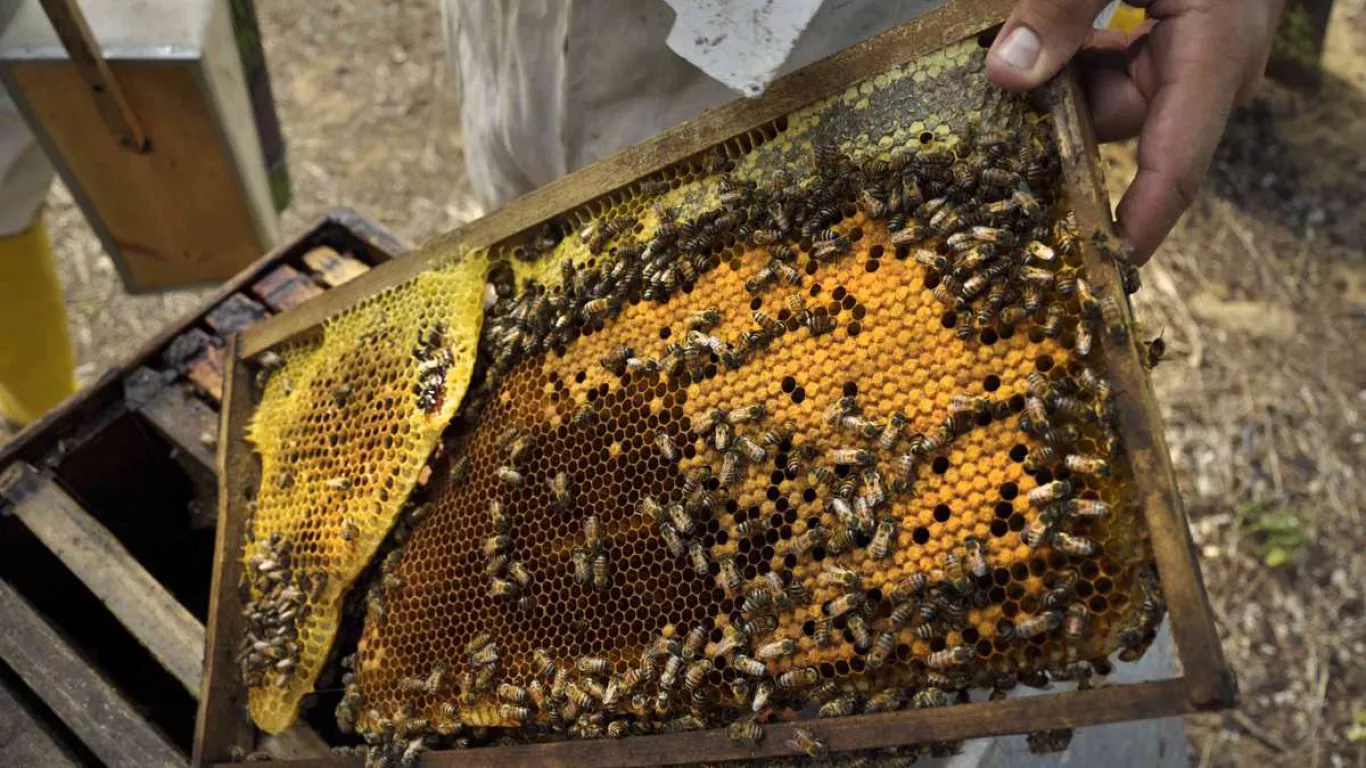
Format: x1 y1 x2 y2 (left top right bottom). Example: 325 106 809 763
36 0 148 151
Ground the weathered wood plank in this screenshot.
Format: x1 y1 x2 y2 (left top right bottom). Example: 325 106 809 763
215 679 1196 768
239 0 1017 359
1050 68 1236 710
251 264 325 312
0 579 186 768
0 675 83 768
193 336 258 767
301 246 371 288
0 462 205 697
205 294 270 337
139 383 220 476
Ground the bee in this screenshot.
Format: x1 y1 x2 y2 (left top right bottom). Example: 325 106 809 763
600 344 634 376
913 687 951 709
712 420 732 451
576 656 610 676
680 660 710 693
812 235 852 262
1064 602 1092 640
687 308 721 331
1064 498 1112 519
571 547 592 585
692 407 725 437
470 643 500 668
448 454 469 487
340 517 358 543
1144 331 1166 369
1074 321 1094 358
1022 507 1061 549
789 526 826 557
819 563 862 590
805 311 837 336
487 500 510 534
532 648 557 679
819 695 857 718
719 450 743 487
1023 240 1056 263
1063 452 1111 478
498 683 531 705
545 471 572 508
496 466 523 487
717 555 743 595
1074 277 1100 320
735 435 767 464
659 653 683 690
593 552 610 590
675 626 707 663
1051 531 1099 556
1100 298 1128 342
926 644 974 670
754 638 797 660
1022 284 1044 313
570 403 598 427
645 431 680 464
507 560 532 588
980 167 1021 188
1028 480 1072 508
727 717 765 747
760 421 796 448
659 520 686 557
677 541 706 579
870 516 897 559
1015 610 1063 639
776 666 820 690
830 447 874 467
825 592 863 619
786 727 827 759
963 536 990 578
484 533 511 557
489 577 519 599
583 514 602 552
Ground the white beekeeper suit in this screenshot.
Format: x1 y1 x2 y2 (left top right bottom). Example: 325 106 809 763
443 2 1183 765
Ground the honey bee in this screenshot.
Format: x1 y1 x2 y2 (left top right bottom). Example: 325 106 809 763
926 644 974 670
583 514 603 551
1064 602 1092 640
1051 531 1099 556
484 533 510 557
659 520 686 557
1028 480 1073 507
496 466 524 487
831 448 874 466
725 717 764 747
733 435 766 464
806 312 837 336
1064 498 1111 519
448 454 469 487
498 683 531 705
789 525 827 557
1015 610 1063 639
489 577 519 599
688 540 709 577
786 727 827 759
717 555 743 595
1143 331 1166 369
600 344 633 377
819 695 857 718
812 235 852 262
870 516 897 559
963 536 990 578
825 592 863 619
592 552 610 591
1063 452 1111 478
570 403 598 427
777 666 820 690
719 450 743 486
712 421 732 451
573 656 608 676
819 563 862 590
754 638 797 660
507 560 532 588
761 421 796 447
1074 277 1099 320
340 517 358 543
1100 297 1128 342
1022 507 1061 549
470 643 500 668
571 547 592 585
913 687 951 709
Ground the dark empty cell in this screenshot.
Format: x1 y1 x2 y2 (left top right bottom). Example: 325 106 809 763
989 586 1007 603
933 504 952 523
1095 577 1114 594
1080 561 1101 579
820 663 837 679
1010 564 1029 582
769 472 785 486
791 387 806 404
928 637 947 653
750 298 763 311
575 371 586 383
847 322 861 337
1008 514 1026 532
1009 394 1026 412
803 488 817 503
924 271 940 289
979 328 998 345
941 312 958 328
1002 601 1019 618
999 482 1019 500
994 567 1011 586
784 554 798 569
999 323 1016 340
1035 355 1054 372
842 382 858 397
990 519 1009 537
725 498 738 513
765 530 780 545
848 227 863 242
1090 596 1110 613
919 131 935 144
761 545 775 560
865 259 880 273
984 374 1001 392
852 305 866 320
802 620 816 637
811 547 826 562
804 261 820 277
769 512 784 528
704 364 718 379
774 497 789 512
834 660 851 676
976 640 994 658
868 245 885 259
715 531 729 546
1029 558 1047 577
911 526 930 545
931 456 950 474
810 283 823 296
832 286 847 301
841 295 857 311
1076 581 1094 598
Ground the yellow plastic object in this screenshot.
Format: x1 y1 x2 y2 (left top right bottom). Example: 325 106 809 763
240 256 487 733
324 36 1162 742
0 216 76 426
1097 2 1146 32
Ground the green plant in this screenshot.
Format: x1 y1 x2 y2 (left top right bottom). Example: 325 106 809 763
1237 501 1312 568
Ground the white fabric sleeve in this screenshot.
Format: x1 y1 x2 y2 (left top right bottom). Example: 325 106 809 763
0 86 53 237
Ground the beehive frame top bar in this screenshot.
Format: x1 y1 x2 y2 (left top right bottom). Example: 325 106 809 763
202 1 1233 764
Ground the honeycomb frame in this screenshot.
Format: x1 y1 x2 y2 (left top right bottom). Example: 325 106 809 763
201 5 1233 766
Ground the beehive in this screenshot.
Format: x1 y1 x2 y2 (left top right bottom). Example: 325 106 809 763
236 34 1166 760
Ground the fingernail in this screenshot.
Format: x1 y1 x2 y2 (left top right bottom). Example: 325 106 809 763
994 26 1041 71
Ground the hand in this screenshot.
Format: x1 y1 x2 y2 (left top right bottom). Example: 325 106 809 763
985 0 1284 263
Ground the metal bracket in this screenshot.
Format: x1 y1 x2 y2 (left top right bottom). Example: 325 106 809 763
37 0 150 152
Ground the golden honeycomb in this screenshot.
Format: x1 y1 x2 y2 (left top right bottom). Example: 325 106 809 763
240 33 1166 760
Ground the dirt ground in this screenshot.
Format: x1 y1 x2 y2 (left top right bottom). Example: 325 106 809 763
9 0 1365 765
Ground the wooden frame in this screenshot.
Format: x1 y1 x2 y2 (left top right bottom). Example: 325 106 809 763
200 3 1234 765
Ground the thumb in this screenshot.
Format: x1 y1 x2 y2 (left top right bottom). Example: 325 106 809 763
986 0 1112 91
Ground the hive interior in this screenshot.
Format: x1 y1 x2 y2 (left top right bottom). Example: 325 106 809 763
237 33 1166 761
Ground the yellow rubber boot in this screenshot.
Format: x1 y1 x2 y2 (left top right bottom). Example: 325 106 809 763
0 214 75 426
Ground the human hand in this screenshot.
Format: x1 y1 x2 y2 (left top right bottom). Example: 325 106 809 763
985 0 1284 263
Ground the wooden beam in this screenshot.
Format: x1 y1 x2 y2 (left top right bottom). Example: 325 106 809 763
193 336 257 767
251 265 325 312
301 246 371 288
36 0 148 151
214 678 1196 768
0 579 185 768
1050 68 1236 710
238 0 1016 358
0 461 204 697
139 383 219 476
0 675 83 768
